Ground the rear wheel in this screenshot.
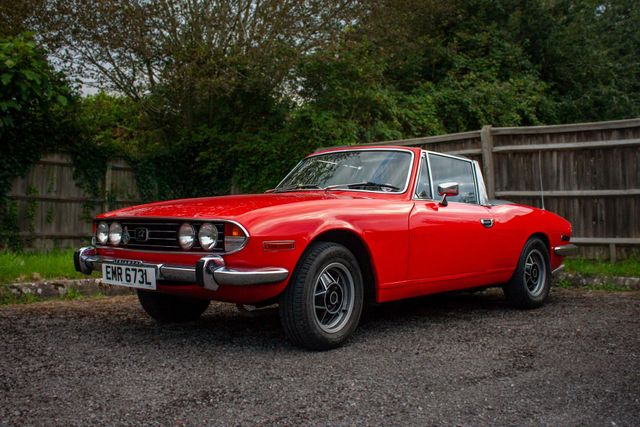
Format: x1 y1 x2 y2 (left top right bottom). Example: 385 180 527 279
279 242 364 350
137 290 210 322
503 238 551 309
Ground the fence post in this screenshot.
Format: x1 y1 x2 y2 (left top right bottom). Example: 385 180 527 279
480 125 495 199
609 243 617 263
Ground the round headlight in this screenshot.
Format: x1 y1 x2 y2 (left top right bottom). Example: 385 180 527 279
198 223 218 250
96 222 109 244
178 223 195 250
109 222 122 246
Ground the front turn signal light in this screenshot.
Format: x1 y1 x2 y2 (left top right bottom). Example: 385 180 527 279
224 223 248 253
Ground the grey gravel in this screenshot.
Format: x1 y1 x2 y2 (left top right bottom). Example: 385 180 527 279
0 288 638 426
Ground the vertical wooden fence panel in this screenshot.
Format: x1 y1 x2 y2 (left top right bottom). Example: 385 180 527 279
8 153 142 250
368 118 640 260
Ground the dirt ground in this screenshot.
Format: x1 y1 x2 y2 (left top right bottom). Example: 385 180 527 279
0 288 638 426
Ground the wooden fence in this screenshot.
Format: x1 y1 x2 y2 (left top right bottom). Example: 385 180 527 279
366 117 640 260
8 153 141 250
8 118 640 259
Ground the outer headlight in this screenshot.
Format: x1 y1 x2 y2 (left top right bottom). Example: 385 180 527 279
198 223 217 250
178 223 195 250
109 222 123 246
96 222 109 244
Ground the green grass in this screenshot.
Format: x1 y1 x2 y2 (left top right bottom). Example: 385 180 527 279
63 287 86 300
0 285 107 305
0 287 42 305
0 249 97 284
555 278 631 292
565 256 640 277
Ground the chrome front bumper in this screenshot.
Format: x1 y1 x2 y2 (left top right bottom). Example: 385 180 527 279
74 246 289 291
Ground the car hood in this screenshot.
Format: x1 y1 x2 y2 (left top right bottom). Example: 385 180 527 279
100 192 351 220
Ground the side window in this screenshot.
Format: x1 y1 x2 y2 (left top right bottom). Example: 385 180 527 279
428 154 478 204
414 156 432 199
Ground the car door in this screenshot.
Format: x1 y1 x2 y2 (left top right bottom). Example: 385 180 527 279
408 152 496 286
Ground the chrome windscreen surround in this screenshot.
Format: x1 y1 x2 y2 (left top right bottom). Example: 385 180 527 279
93 218 249 255
274 148 416 195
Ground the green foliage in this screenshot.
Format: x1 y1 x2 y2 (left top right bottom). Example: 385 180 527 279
0 200 19 251
0 33 74 249
0 286 41 305
3 1 640 213
64 287 83 300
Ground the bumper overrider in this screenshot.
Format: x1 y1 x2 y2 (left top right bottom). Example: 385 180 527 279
74 246 289 291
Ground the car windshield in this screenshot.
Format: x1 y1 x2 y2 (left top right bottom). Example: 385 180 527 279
275 150 412 193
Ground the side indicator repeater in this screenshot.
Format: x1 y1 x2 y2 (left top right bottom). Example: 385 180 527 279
263 241 296 252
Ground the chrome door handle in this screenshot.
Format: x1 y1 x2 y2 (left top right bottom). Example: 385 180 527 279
480 218 494 228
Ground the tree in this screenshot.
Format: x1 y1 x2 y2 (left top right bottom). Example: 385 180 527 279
31 1 363 126
3 0 638 198
0 32 74 248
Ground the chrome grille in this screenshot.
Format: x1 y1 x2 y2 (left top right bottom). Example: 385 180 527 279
101 220 226 252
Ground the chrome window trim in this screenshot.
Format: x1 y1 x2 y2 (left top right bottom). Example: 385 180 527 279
424 150 481 205
473 160 490 206
274 148 416 195
412 152 435 201
426 151 435 199
93 217 250 255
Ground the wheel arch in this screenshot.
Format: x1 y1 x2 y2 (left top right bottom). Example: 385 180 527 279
296 228 378 305
527 232 550 255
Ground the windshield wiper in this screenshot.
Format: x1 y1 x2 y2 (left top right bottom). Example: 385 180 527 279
274 184 323 193
324 182 401 191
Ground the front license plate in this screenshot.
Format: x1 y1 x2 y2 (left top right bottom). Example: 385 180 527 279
102 263 156 290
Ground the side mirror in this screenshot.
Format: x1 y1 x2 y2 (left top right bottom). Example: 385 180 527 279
437 182 459 206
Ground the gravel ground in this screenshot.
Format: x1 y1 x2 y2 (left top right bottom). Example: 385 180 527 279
0 288 639 426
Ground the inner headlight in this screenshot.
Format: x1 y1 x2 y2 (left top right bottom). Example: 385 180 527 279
178 223 195 250
96 222 109 244
109 222 122 246
198 223 217 250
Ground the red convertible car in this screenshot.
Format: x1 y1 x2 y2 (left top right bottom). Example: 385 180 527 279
75 146 577 349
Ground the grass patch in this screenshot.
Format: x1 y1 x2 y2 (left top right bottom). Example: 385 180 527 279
63 287 83 300
0 285 43 304
0 284 110 305
0 249 97 284
555 278 630 292
565 256 640 277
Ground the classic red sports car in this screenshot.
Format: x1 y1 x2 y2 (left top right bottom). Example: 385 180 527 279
75 146 577 349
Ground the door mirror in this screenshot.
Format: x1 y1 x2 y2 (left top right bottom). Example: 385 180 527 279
437 182 459 206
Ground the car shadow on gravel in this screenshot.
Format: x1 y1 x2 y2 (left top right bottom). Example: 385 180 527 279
94 288 531 352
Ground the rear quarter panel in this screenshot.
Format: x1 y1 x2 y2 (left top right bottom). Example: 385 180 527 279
490 204 572 276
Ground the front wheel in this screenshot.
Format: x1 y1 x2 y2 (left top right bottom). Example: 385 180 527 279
279 242 364 350
503 238 551 309
137 290 210 322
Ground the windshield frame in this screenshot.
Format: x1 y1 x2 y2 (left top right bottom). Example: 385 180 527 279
274 148 416 194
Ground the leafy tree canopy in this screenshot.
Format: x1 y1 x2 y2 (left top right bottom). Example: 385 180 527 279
0 0 638 198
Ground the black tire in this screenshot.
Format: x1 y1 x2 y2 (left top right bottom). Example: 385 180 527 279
279 242 364 350
503 238 551 309
137 290 210 322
